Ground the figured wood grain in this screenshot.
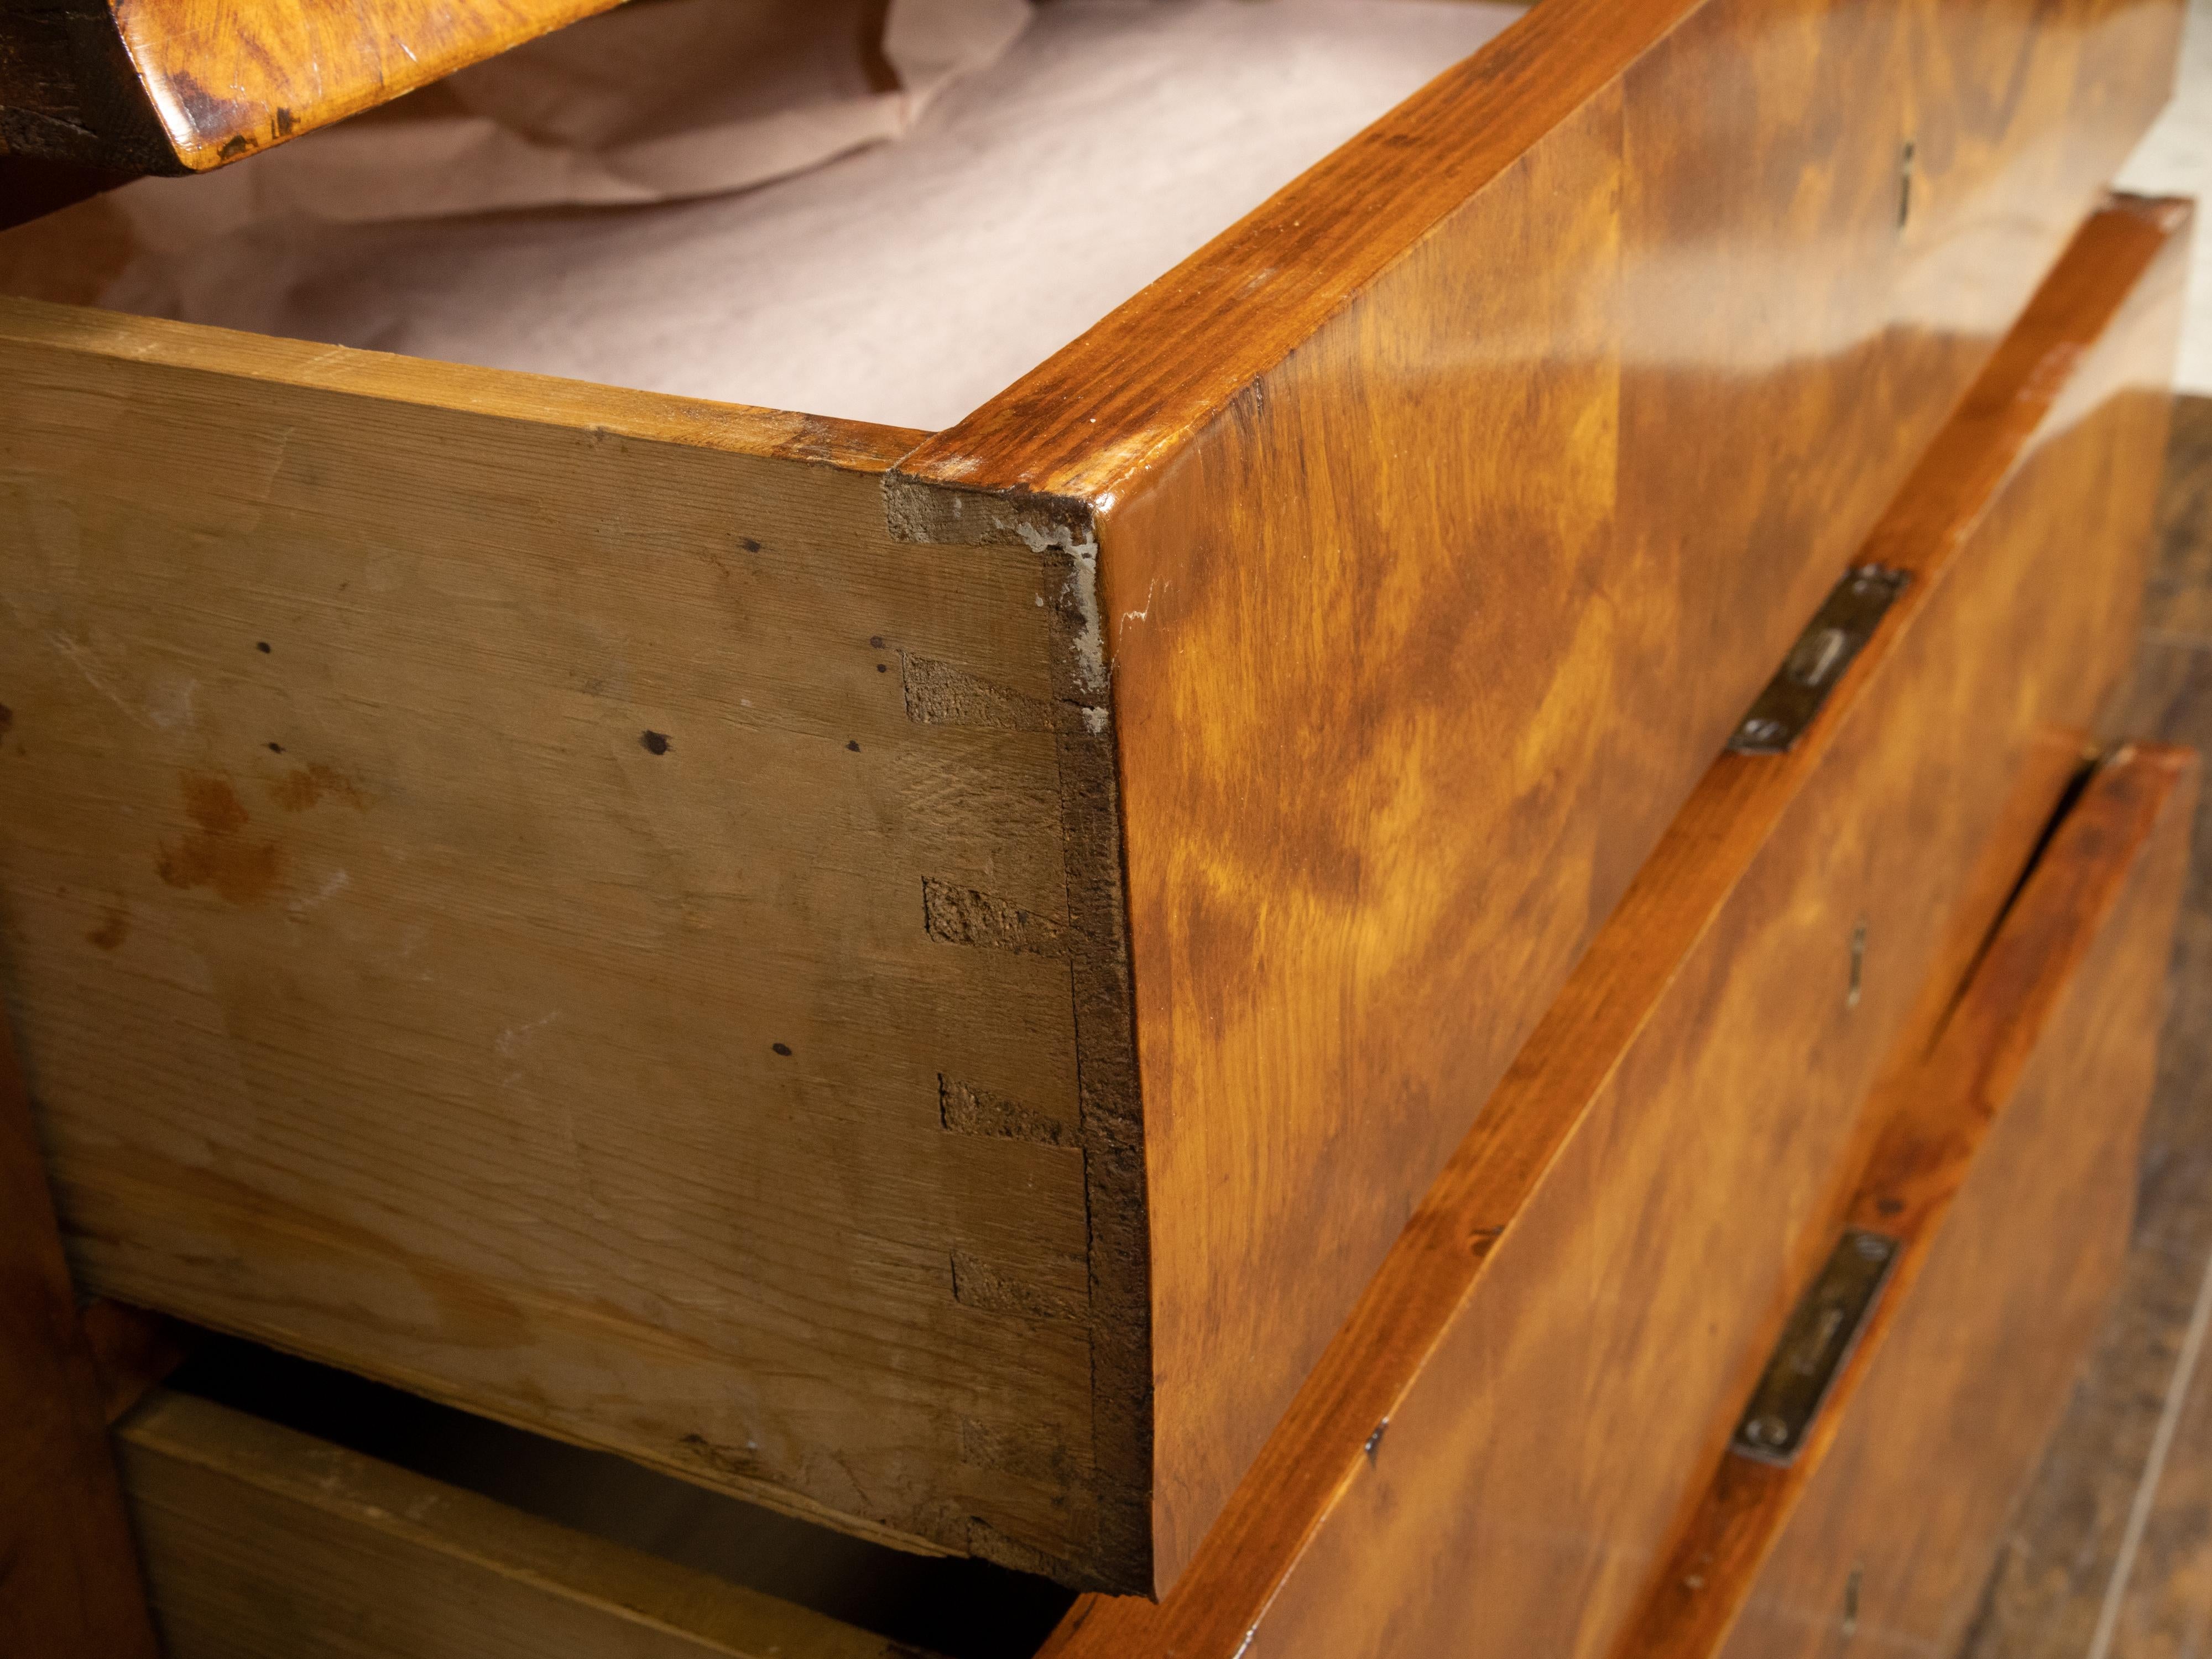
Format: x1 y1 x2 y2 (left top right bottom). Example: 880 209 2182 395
113 1386 914 1659
0 298 1148 1588
0 0 624 173
892 0 2185 1582
1035 195 2189 1657
1621 746 2196 1659
0 966 159 1657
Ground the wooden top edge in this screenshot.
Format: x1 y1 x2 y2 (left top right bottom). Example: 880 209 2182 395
891 0 1692 517
0 294 930 472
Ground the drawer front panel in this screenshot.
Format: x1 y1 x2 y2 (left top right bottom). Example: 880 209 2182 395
1240 202 2185 1659
898 0 2188 1574
1042 196 2187 1655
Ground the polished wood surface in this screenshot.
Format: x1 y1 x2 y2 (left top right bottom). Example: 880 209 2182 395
893 0 2185 1582
114 1387 909 1659
1961 397 2212 1657
1035 195 2187 1657
1621 745 2194 1659
0 299 1147 1587
0 973 159 1656
0 0 622 173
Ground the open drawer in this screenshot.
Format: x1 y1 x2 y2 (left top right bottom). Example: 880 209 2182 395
0 0 2185 1596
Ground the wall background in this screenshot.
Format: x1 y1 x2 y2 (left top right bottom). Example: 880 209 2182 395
2119 0 2212 391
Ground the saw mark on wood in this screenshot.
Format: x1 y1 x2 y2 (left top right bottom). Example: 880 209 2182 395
922 877 1065 956
951 1251 1085 1323
902 652 1052 730
939 1074 1074 1146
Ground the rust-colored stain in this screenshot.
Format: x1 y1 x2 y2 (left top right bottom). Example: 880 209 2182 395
158 774 283 904
181 774 249 833
0 703 13 736
86 908 129 951
270 763 369 813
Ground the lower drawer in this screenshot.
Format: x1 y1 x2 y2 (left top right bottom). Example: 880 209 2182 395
1624 743 2195 1659
109 743 2192 1659
1723 780 2180 1653
114 1382 929 1659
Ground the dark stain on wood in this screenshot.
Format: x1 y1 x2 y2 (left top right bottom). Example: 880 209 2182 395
156 773 282 904
268 764 367 813
85 909 127 952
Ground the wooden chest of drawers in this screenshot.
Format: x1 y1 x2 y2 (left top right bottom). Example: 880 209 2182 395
0 0 2194 1634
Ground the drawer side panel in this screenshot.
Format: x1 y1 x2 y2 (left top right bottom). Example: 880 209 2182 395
0 316 1136 1580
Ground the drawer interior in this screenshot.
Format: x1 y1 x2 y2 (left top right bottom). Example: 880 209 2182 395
132 1329 1076 1659
0 0 1524 430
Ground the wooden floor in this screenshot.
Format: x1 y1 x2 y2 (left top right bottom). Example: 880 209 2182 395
1958 395 2212 1658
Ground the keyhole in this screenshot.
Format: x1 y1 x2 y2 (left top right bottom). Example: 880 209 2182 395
1848 921 1867 1010
1897 139 1917 233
